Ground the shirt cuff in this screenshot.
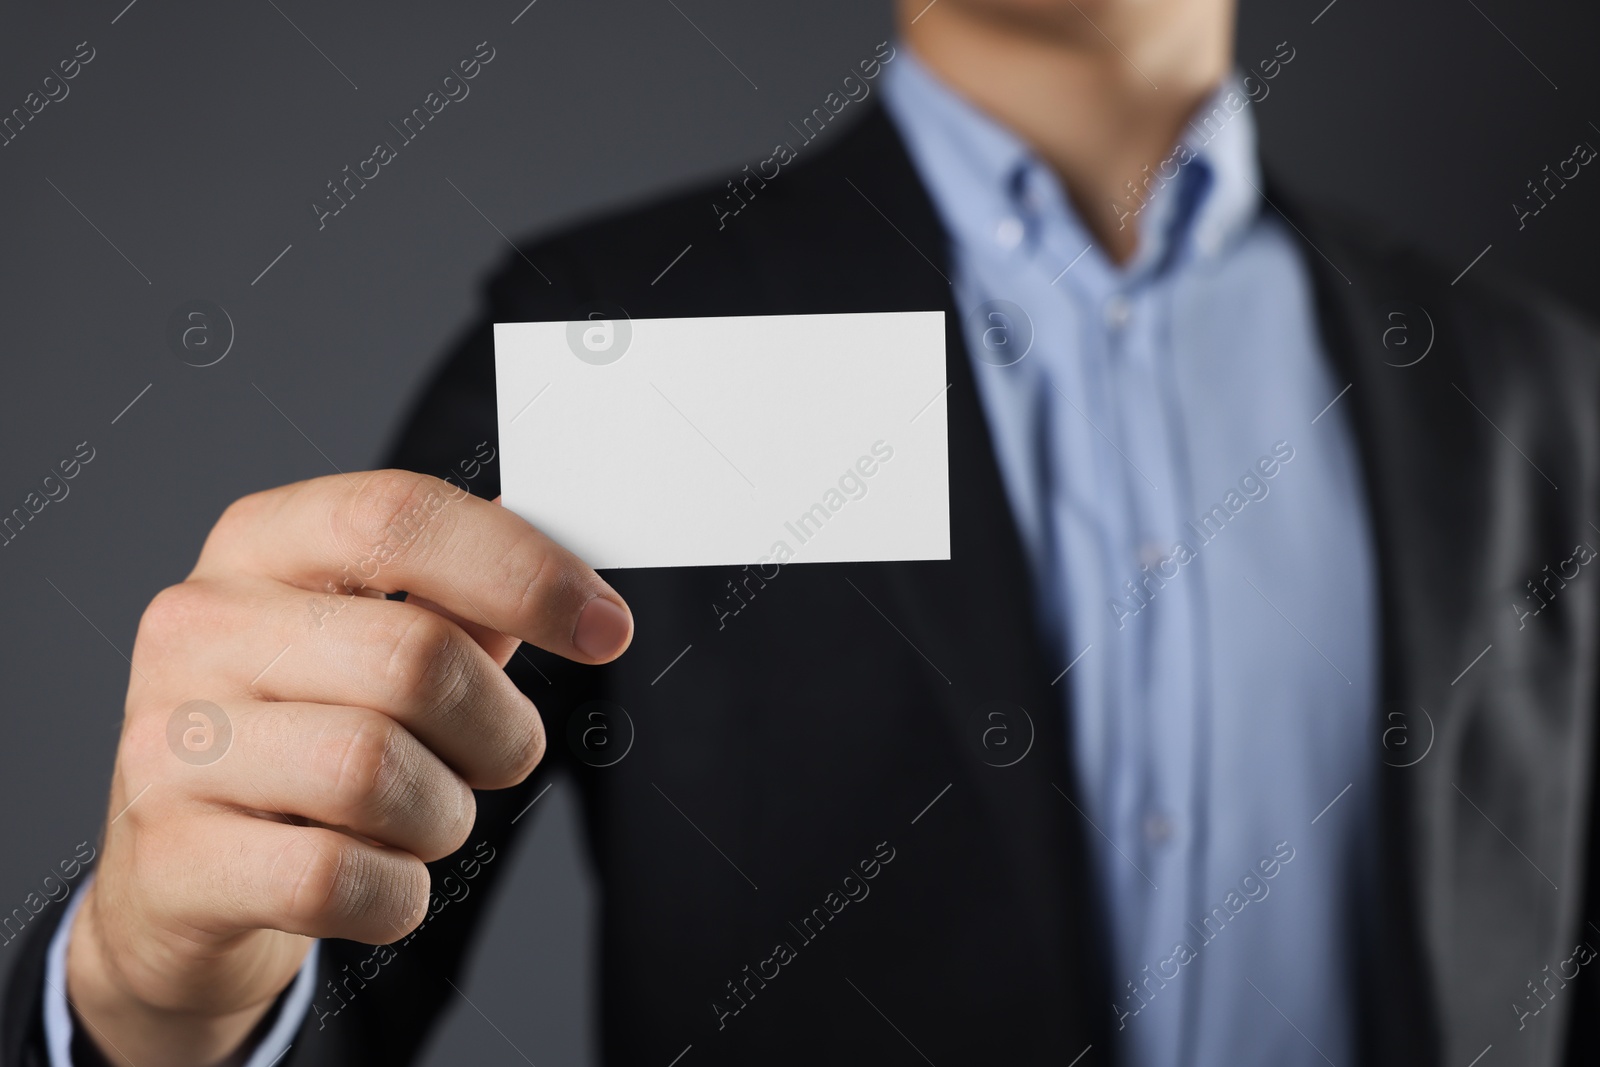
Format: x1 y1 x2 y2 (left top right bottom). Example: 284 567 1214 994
43 870 322 1067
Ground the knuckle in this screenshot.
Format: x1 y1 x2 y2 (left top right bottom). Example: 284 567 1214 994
209 490 273 551
282 835 350 926
340 470 447 568
324 716 401 819
510 543 571 625
277 827 432 938
462 698 543 791
137 582 207 643
383 610 466 711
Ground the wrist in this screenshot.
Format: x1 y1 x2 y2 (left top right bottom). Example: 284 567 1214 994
65 883 276 1067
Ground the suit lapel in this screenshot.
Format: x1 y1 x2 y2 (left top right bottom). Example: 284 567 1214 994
1291 222 1447 1067
787 107 1107 1049
1282 187 1524 1067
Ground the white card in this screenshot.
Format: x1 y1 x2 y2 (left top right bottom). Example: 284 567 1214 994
494 311 950 570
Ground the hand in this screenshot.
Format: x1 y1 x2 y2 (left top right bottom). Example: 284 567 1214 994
66 471 632 1066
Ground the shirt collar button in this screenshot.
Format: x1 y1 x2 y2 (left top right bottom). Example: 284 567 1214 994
995 216 1025 250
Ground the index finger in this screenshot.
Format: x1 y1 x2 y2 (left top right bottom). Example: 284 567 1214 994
194 470 633 664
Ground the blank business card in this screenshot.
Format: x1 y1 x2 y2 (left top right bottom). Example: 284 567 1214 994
494 311 950 569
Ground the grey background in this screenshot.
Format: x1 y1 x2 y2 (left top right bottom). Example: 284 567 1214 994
1 1 1596 1063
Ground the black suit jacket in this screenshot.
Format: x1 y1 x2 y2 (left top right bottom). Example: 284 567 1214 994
7 104 1599 1067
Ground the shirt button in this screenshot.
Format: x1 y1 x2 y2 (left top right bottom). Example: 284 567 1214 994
1143 812 1174 845
1105 295 1132 329
995 216 1025 250
1138 541 1166 568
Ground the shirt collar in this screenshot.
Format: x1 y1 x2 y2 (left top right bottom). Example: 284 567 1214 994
1176 78 1263 264
882 44 1263 278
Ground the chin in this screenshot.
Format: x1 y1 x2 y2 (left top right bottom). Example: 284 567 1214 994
935 0 1185 37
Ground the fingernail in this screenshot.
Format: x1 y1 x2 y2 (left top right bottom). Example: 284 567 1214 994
573 597 632 660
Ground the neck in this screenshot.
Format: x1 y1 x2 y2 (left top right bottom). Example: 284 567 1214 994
900 1 1234 263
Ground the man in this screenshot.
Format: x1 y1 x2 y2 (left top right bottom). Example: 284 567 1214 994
5 0 1598 1064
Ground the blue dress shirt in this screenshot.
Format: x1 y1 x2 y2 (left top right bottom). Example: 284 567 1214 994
46 47 1382 1067
884 48 1381 1067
